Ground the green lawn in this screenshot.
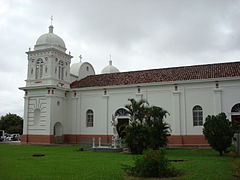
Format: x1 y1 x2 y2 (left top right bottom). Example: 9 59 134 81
0 144 235 180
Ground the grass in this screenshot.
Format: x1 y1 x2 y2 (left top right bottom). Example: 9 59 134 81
232 157 240 178
0 144 236 180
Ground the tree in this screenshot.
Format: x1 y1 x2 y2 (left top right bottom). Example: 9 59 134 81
125 98 148 124
124 121 149 154
203 113 234 156
124 99 170 154
146 106 170 150
0 113 23 134
124 98 149 154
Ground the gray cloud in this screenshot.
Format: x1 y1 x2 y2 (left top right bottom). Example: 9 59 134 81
0 0 240 116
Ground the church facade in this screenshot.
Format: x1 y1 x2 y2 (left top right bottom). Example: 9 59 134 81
20 25 240 145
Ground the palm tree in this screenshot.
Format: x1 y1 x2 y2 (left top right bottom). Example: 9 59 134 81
124 98 149 154
125 98 148 124
146 106 169 125
146 106 170 149
124 99 171 153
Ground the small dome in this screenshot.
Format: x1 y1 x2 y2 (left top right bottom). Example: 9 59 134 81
70 61 95 80
70 62 83 76
101 60 119 74
34 25 66 52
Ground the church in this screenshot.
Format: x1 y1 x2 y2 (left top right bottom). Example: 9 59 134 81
19 24 240 145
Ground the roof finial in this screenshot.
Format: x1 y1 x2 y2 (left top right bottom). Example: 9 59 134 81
49 16 54 33
50 15 53 25
109 54 112 65
79 55 83 62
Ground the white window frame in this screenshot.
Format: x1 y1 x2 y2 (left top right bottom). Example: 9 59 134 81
193 105 203 126
35 59 44 79
58 61 64 80
86 109 94 127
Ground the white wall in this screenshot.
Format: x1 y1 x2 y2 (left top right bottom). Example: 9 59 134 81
221 81 240 119
69 79 240 137
24 78 240 138
25 89 50 135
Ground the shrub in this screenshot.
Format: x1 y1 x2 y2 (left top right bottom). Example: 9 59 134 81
123 148 181 178
203 113 234 156
124 122 149 154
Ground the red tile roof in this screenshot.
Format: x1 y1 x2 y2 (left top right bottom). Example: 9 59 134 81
70 61 240 88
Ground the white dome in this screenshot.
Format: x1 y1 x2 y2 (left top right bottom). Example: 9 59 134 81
70 62 83 76
34 25 66 52
101 60 119 74
70 61 95 80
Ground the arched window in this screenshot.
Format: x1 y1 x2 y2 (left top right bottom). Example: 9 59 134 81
231 103 240 126
36 59 44 79
115 108 129 117
58 61 64 80
86 109 94 127
232 103 240 113
193 105 203 126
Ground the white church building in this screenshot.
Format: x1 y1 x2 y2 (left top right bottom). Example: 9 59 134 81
20 25 240 145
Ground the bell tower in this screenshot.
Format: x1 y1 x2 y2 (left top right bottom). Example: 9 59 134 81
20 23 72 144
26 25 72 88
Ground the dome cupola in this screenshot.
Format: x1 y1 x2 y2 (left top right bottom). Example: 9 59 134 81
34 25 66 52
101 60 119 74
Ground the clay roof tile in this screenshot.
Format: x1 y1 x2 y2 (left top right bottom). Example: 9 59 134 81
70 61 240 88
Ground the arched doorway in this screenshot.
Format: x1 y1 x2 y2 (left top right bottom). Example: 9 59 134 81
231 103 240 129
53 122 63 144
115 108 130 138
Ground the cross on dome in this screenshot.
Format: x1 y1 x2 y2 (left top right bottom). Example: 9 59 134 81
101 54 119 74
34 17 66 52
49 16 54 33
79 55 83 62
109 54 112 65
50 16 53 25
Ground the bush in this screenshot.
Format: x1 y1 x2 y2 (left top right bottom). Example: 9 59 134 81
203 113 234 156
124 122 149 154
123 148 181 178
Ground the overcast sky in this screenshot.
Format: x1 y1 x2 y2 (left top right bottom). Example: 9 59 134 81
0 0 240 117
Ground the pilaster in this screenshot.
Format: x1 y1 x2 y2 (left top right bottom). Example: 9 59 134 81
23 95 29 135
102 93 110 143
172 91 181 135
71 91 79 134
213 88 222 115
